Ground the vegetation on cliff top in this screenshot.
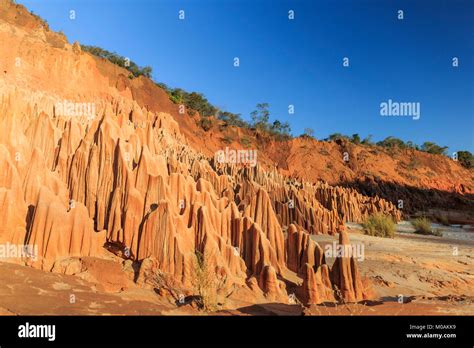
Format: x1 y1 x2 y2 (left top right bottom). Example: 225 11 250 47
79 41 471 165
14 2 471 167
81 45 153 79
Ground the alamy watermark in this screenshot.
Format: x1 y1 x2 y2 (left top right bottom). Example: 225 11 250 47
380 99 420 120
215 147 257 167
55 100 96 120
18 322 55 342
0 243 38 261
324 241 365 262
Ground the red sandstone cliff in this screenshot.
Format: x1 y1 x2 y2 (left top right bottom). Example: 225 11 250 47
0 0 471 307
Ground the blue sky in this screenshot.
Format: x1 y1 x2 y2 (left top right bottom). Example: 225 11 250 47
18 0 474 152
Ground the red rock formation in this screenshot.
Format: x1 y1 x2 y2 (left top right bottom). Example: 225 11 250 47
331 230 366 302
286 224 325 274
300 263 335 305
0 0 390 305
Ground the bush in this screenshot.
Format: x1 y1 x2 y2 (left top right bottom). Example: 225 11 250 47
361 135 373 145
218 111 248 128
81 45 153 78
250 103 270 132
325 133 350 142
351 134 361 144
183 92 217 117
269 120 291 140
362 213 396 238
156 84 242 124
193 251 226 312
421 142 448 155
376 136 407 149
301 128 315 139
411 217 436 235
457 151 474 169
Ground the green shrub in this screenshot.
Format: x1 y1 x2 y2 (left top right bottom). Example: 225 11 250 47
193 251 227 312
269 119 291 140
325 133 350 142
421 142 448 155
411 217 435 235
351 134 361 144
301 128 315 139
457 151 474 169
376 136 407 149
362 213 396 238
361 135 373 145
218 111 249 128
250 103 270 132
81 45 153 78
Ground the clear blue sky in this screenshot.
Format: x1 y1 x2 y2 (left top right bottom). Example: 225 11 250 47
19 0 474 153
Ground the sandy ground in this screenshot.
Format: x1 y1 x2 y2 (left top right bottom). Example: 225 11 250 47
302 223 474 315
0 222 473 316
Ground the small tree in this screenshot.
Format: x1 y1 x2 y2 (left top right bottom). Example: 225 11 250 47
457 151 473 169
193 251 226 312
351 134 361 144
250 103 270 132
303 128 315 138
421 141 448 155
377 136 407 149
326 133 349 142
406 141 419 150
361 134 373 145
218 111 248 128
270 120 291 140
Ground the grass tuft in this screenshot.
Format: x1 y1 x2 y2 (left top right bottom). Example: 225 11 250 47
362 213 396 238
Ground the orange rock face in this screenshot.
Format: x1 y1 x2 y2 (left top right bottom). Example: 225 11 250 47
0 0 402 305
331 231 368 303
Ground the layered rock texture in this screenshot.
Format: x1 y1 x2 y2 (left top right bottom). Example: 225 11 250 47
1 0 469 307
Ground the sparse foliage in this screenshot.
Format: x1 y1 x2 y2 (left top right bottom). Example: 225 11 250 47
302 128 315 139
351 134 361 144
325 133 350 142
81 45 153 78
361 134 373 145
457 151 473 169
362 213 396 238
376 136 407 149
411 217 441 236
193 251 226 312
218 111 248 128
251 103 270 132
421 142 448 156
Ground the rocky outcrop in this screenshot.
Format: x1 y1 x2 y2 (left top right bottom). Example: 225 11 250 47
331 230 366 302
0 0 389 305
300 263 335 305
286 224 325 274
